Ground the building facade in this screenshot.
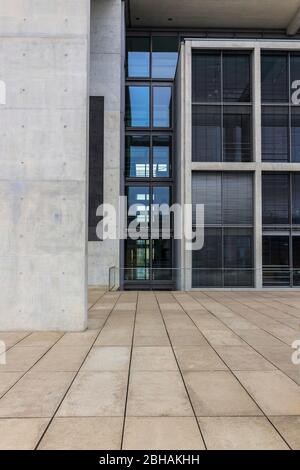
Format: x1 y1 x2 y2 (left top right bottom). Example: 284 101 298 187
2 0 300 330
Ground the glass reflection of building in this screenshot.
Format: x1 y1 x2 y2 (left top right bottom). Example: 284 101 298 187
124 36 177 287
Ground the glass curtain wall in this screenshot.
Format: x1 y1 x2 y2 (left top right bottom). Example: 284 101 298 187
261 52 300 287
125 35 178 287
261 52 300 162
192 51 252 162
192 172 254 287
262 173 300 286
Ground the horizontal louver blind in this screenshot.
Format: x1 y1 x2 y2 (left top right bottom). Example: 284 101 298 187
262 173 289 225
223 173 253 225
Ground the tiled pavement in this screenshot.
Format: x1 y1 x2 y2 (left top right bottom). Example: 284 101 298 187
0 288 300 450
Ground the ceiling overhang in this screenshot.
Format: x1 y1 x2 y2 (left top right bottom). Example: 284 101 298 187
126 0 300 35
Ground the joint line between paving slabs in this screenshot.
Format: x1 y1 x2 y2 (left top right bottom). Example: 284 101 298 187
154 291 208 450
34 291 122 450
175 291 292 450
120 292 139 450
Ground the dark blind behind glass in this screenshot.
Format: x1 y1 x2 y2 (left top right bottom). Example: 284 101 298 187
291 107 300 162
192 105 222 162
292 173 300 225
223 106 251 162
261 106 289 162
223 53 251 102
192 173 222 225
192 51 252 162
262 173 290 225
222 173 253 225
89 96 104 241
192 172 254 288
261 53 288 103
192 52 221 103
192 172 253 226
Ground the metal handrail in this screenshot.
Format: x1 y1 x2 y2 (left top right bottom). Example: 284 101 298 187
108 266 116 291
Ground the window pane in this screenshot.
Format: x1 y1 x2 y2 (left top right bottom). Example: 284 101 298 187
262 173 289 225
153 136 171 178
153 87 172 128
223 106 252 162
125 135 150 177
263 236 290 265
152 187 171 230
192 173 222 225
125 86 150 127
293 236 300 286
223 53 251 102
152 186 170 205
291 107 300 162
223 173 253 225
192 52 221 102
125 239 150 280
127 186 150 226
127 37 150 78
192 228 222 287
261 53 288 103
152 239 172 280
290 53 300 96
292 174 300 225
263 236 290 286
293 236 300 267
192 105 222 162
152 36 178 78
224 228 253 287
261 106 289 162
89 97 104 241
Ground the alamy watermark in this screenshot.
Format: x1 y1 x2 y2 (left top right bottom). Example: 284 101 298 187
291 339 300 365
95 197 204 250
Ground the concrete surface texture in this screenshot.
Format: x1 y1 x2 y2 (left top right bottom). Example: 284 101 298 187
88 0 123 287
0 0 90 330
0 288 299 449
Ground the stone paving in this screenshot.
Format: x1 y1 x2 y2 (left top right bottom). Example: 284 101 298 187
0 288 300 449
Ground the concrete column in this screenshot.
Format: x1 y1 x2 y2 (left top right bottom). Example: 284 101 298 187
88 0 123 288
0 0 90 330
253 46 263 288
183 41 192 291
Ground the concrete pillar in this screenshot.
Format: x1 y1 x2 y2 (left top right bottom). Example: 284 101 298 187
0 1 90 330
184 42 193 291
88 0 124 288
253 46 263 288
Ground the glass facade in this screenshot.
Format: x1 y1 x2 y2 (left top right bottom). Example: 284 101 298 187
127 37 150 78
192 51 252 162
125 86 150 127
261 52 300 162
122 38 300 290
152 36 178 78
153 86 172 128
125 135 150 178
262 173 300 286
125 35 178 287
192 172 254 287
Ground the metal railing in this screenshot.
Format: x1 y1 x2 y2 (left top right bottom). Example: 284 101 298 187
107 267 300 289
108 266 116 291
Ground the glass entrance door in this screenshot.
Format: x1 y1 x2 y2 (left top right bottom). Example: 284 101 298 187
124 185 173 289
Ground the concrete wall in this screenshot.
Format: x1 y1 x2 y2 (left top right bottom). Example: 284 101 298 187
0 0 90 330
88 0 123 287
